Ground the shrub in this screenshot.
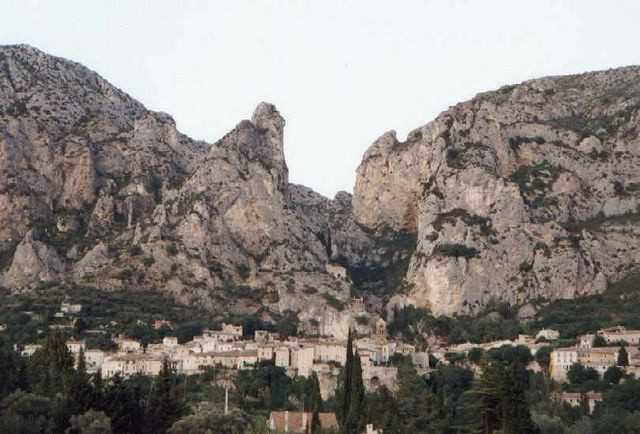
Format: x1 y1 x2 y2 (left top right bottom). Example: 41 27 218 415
432 243 479 259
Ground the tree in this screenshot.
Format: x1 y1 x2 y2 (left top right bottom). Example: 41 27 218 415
0 390 56 434
604 366 624 385
593 335 607 347
336 329 365 433
28 329 75 396
343 349 365 434
336 328 354 426
475 346 538 434
0 338 26 400
535 347 551 373
103 374 144 434
567 363 599 384
68 349 93 417
617 346 629 367
169 407 254 434
468 347 485 365
303 372 323 413
67 409 112 434
395 357 438 432
146 359 186 434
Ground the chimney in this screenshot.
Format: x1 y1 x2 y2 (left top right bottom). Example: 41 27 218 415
302 412 308 433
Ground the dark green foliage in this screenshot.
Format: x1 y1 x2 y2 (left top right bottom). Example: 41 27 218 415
166 243 179 256
567 363 599 384
395 357 438 432
28 329 75 396
146 359 186 434
67 350 93 417
303 372 323 413
169 407 256 434
531 271 640 339
510 161 566 208
474 345 538 434
0 390 56 434
604 366 624 385
468 347 485 365
102 374 145 434
535 346 551 372
0 338 26 401
617 346 629 366
336 329 365 433
548 114 617 138
432 208 496 236
235 361 294 410
321 293 345 311
432 243 480 259
275 310 299 339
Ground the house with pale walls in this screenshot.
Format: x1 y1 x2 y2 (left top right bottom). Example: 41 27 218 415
153 319 173 330
598 326 640 345
550 347 620 381
257 343 275 361
162 336 178 349
212 350 258 370
290 346 315 378
65 338 86 354
114 336 142 353
84 349 105 373
255 330 280 343
60 302 82 314
268 411 338 434
578 333 596 348
559 391 602 414
275 346 291 368
103 353 163 378
16 343 42 357
536 329 560 341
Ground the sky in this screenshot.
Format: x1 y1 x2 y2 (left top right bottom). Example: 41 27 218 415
2 1 640 197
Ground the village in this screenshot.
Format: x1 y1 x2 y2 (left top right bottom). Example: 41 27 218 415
10 300 640 432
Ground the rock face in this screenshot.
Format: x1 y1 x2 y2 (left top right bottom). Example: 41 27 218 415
352 68 640 315
1 44 639 322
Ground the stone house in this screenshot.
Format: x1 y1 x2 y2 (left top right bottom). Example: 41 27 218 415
598 326 640 345
268 411 338 433
551 347 619 381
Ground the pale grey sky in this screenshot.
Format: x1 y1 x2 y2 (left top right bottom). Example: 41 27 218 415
2 1 640 197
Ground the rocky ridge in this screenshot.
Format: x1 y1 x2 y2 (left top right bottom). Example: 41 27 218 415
1 45 639 327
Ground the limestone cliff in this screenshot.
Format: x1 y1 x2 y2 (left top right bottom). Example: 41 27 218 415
1 44 639 322
353 67 640 315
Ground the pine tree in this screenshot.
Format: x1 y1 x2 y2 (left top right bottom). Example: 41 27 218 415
28 329 75 396
104 373 143 434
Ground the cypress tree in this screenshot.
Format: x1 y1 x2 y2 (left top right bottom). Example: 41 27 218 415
344 349 365 434
618 346 629 366
91 370 104 411
304 371 323 412
337 328 354 426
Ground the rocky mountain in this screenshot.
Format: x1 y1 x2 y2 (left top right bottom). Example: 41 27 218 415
1 45 639 328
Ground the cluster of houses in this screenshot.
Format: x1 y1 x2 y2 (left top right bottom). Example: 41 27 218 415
16 320 416 399
550 326 640 382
